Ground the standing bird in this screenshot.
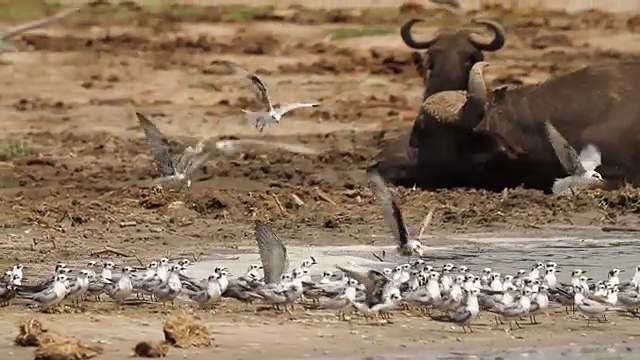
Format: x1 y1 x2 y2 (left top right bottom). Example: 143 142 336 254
224 62 319 132
367 169 431 261
0 6 82 53
254 221 290 285
544 119 604 194
136 112 210 190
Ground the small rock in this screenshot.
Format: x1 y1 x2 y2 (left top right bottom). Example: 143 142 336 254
350 330 358 335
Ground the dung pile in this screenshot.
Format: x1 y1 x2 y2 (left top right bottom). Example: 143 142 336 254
133 314 213 358
14 318 104 360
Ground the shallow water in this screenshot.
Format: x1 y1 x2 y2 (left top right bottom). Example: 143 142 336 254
189 232 640 281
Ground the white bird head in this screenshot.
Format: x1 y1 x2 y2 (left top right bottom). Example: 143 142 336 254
609 268 624 277
12 264 24 271
56 274 69 283
455 275 465 284
442 263 456 272
572 268 586 277
522 287 533 297
292 268 305 279
467 288 480 296
413 259 425 267
538 284 549 292
57 267 72 275
382 268 393 276
428 271 440 281
208 274 219 282
458 265 469 273
579 275 592 283
401 263 411 271
214 266 227 274
605 281 616 290
464 273 475 282
321 271 333 278
78 270 90 278
490 272 501 281
388 288 402 302
280 273 293 282
122 266 134 274
503 275 514 282
248 264 263 271
393 265 404 274
585 170 604 182
218 270 229 278
104 262 115 270
482 268 492 275
516 269 526 277
87 261 97 268
532 262 544 270
545 261 557 269
159 258 170 266
55 262 67 271
177 259 191 267
346 278 359 287
148 261 159 270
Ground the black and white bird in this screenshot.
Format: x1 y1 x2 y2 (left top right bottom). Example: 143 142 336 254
224 62 319 132
544 119 604 194
136 112 209 190
367 168 429 261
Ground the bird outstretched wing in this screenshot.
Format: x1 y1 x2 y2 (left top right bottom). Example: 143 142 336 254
136 112 175 177
367 169 409 248
336 265 390 307
543 119 586 176
2 6 82 40
254 221 289 284
578 144 602 172
275 102 319 117
224 62 273 112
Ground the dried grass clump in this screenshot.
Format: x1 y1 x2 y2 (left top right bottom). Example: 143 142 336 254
162 315 212 348
133 341 170 358
34 340 104 360
15 318 67 347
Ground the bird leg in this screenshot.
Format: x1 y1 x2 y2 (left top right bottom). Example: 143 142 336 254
587 317 591 327
515 320 522 329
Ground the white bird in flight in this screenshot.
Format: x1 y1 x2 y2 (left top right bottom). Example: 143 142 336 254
224 61 320 132
544 119 604 195
136 112 210 190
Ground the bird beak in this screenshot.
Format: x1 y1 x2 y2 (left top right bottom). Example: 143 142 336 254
587 277 594 281
555 269 561 273
620 269 626 273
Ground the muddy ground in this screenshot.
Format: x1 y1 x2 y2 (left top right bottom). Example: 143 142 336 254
2 2 640 359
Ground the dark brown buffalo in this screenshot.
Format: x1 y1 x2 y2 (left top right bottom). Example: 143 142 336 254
401 18 506 98
369 61 640 192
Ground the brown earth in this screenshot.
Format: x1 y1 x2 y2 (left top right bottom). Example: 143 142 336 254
2 2 640 359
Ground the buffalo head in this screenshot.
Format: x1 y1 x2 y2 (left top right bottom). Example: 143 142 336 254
401 18 506 97
369 61 526 190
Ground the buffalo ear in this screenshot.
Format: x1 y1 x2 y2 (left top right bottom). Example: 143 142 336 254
457 96 486 129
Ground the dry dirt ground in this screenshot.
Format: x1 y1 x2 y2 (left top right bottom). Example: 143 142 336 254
3 2 640 359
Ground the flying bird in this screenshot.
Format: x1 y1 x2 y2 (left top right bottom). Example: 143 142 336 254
544 119 604 195
367 169 429 261
254 221 290 285
224 62 320 132
136 112 209 190
0 6 82 53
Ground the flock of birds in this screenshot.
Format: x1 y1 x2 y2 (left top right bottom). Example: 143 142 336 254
2 245 640 331
0 167 637 332
0 1 628 340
